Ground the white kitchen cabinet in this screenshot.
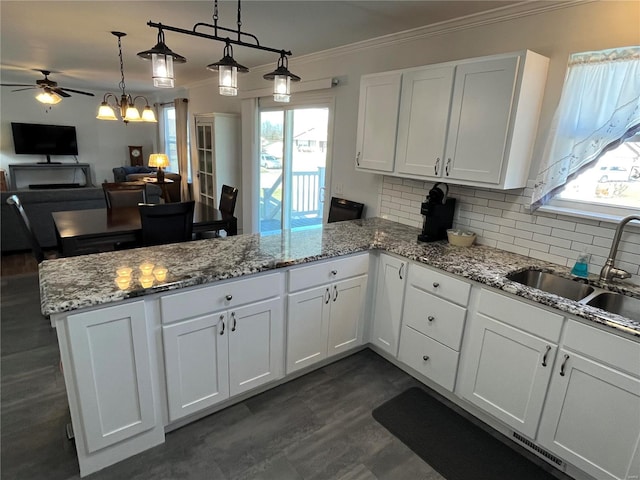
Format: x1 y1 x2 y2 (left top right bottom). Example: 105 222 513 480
355 72 402 172
359 50 549 189
398 262 470 391
459 288 563 438
370 254 407 357
287 254 369 373
537 320 640 480
160 273 284 422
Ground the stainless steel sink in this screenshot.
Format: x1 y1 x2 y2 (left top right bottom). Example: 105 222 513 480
586 293 640 321
506 270 594 301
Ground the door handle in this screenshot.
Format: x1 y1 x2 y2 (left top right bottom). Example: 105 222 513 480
219 314 225 335
398 263 405 280
356 151 361 166
434 158 440 176
559 354 570 376
445 158 451 176
231 312 237 332
333 285 338 302
541 345 551 367
325 287 330 304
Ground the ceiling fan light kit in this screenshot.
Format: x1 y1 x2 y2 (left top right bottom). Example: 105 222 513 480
97 32 157 124
139 0 300 101
36 88 62 105
0 69 95 105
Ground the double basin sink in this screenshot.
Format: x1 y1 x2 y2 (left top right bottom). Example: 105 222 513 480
506 269 640 322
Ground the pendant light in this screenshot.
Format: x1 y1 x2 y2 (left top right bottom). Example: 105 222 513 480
137 28 186 88
206 42 248 96
263 53 301 103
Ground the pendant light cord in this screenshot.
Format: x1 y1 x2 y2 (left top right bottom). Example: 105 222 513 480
117 35 127 97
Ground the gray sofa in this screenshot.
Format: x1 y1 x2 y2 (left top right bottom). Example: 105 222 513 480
113 167 182 202
2 185 162 253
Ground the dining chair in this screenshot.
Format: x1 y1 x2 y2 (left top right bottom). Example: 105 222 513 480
138 201 195 247
5 194 46 263
219 185 239 215
327 197 365 223
102 182 147 208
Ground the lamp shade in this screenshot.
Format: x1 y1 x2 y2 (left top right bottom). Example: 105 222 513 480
36 89 62 105
96 102 118 120
148 153 170 168
141 106 158 122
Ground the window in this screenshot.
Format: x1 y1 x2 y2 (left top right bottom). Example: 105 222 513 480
532 47 640 220
161 104 191 181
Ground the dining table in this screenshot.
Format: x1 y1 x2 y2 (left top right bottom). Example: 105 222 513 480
52 202 237 257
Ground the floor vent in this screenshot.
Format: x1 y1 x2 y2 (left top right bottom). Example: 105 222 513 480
512 432 563 466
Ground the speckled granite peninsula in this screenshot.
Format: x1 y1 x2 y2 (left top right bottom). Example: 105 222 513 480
40 217 640 336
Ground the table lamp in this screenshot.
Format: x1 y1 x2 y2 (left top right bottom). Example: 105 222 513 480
148 153 170 183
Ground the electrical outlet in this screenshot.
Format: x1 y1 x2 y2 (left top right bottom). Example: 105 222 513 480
334 183 343 195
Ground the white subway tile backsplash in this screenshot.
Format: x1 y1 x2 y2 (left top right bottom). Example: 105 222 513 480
380 176 640 285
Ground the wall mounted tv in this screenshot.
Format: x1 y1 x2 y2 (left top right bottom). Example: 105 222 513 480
11 122 78 164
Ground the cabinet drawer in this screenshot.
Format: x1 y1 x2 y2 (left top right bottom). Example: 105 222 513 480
288 253 368 292
478 289 563 342
408 263 471 306
403 287 466 351
160 273 283 324
399 325 459 391
563 320 640 377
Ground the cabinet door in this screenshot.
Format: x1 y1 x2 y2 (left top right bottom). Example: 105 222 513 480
163 313 230 422
538 350 640 480
460 313 556 438
371 254 407 357
229 297 284 396
355 72 402 172
327 275 368 357
444 56 519 183
67 301 157 453
287 286 331 373
395 66 454 177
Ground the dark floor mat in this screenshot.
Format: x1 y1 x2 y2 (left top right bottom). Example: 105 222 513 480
372 387 560 480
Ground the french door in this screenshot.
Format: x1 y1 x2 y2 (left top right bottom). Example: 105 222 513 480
259 105 330 232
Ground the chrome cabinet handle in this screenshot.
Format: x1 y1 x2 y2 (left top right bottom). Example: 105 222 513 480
356 151 361 166
231 312 237 332
428 315 435 322
333 285 338 302
445 158 451 176
219 314 225 335
542 345 551 367
434 158 440 175
225 294 233 301
422 355 430 362
325 287 330 304
399 263 405 280
559 354 570 376
432 282 440 288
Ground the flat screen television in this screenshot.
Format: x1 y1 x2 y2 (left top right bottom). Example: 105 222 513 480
11 122 78 163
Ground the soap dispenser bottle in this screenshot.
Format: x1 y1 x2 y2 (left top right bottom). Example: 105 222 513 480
571 249 591 278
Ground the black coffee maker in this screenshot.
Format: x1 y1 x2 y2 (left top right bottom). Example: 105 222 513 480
418 182 456 242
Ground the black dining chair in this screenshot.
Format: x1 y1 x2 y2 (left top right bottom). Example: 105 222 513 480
219 185 239 216
5 194 47 263
327 197 365 223
138 201 195 247
102 182 147 208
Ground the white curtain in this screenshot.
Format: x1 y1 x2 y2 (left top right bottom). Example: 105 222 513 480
531 46 640 209
174 98 190 201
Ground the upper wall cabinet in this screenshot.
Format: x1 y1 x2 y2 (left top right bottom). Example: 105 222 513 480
356 50 549 190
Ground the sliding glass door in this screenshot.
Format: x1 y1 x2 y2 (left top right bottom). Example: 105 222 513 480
259 106 329 232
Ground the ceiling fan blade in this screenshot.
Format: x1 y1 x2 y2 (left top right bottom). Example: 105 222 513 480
11 87 37 92
1 83 34 87
51 87 71 98
59 87 95 97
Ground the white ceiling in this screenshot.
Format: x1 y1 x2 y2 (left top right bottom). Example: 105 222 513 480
1 0 527 96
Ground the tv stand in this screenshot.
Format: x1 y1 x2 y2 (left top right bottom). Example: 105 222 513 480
9 163 92 190
37 154 62 165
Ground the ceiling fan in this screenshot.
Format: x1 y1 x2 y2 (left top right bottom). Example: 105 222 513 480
0 69 95 104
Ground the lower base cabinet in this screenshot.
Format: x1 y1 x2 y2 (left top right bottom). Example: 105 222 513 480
537 321 640 480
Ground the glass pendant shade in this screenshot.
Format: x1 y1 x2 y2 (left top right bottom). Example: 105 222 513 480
36 89 62 105
141 106 158 122
273 74 291 103
151 53 174 88
218 65 238 96
124 106 142 122
96 102 118 120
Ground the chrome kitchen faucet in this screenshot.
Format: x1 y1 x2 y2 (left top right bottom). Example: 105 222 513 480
599 214 640 283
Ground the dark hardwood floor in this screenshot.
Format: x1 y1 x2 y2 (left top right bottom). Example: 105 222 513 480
0 267 442 480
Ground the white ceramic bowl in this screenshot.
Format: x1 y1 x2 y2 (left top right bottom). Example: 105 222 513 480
447 229 476 247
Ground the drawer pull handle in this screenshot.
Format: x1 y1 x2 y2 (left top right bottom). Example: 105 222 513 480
325 287 330 304
231 312 237 332
428 316 435 322
434 158 440 175
219 315 225 336
422 355 430 362
399 263 405 280
333 285 338 302
331 270 338 276
432 282 440 288
356 152 361 166
559 354 570 376
542 345 551 367
445 158 451 176
225 294 233 301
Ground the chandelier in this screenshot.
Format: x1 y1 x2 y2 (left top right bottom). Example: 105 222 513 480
138 0 301 102
97 32 157 123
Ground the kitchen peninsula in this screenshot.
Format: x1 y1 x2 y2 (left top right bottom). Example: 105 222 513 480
40 218 640 479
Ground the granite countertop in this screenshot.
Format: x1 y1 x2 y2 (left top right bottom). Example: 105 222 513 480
39 217 640 337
